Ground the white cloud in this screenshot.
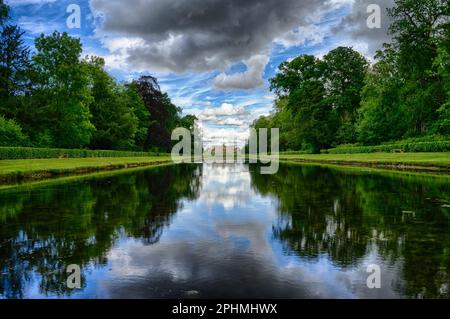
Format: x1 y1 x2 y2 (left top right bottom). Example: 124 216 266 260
213 55 269 91
216 118 247 126
275 25 325 48
187 100 275 147
333 0 395 56
201 126 250 147
98 36 146 70
17 16 60 35
202 103 247 118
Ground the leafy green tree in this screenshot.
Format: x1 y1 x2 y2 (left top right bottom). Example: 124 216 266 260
271 98 301 151
0 0 30 120
289 79 336 153
357 49 405 145
0 26 30 100
356 0 449 144
0 26 30 98
0 1 193 151
323 47 368 144
434 23 450 133
84 56 143 150
270 55 336 152
251 114 277 152
30 32 94 148
388 0 449 136
270 55 323 97
179 114 198 132
125 81 150 150
179 114 200 152
0 0 8 26
0 115 29 146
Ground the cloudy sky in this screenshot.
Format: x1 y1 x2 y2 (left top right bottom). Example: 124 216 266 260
8 0 394 146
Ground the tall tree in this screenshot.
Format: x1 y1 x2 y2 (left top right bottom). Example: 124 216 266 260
290 79 335 153
84 56 144 150
125 81 151 150
323 47 368 144
30 32 94 148
357 49 405 145
434 23 450 133
356 0 450 144
270 55 323 97
0 0 30 119
388 0 450 135
0 26 30 99
134 76 181 151
271 98 302 151
0 0 8 26
270 55 336 152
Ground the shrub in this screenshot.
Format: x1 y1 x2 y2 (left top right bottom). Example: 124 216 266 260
280 150 316 155
0 116 29 147
0 147 162 160
328 140 450 154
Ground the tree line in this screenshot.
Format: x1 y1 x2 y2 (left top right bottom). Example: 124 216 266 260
254 0 450 153
0 0 196 152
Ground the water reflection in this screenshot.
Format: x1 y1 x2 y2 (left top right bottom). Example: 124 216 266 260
0 165 201 298
0 163 449 299
250 164 450 298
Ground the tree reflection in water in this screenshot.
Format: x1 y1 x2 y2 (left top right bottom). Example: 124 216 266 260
250 164 450 299
1 163 450 299
0 164 201 298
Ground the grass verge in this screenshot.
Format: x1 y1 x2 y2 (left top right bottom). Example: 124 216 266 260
278 152 450 173
0 156 172 184
0 162 175 193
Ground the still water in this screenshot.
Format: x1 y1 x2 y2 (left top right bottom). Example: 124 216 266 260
0 163 449 299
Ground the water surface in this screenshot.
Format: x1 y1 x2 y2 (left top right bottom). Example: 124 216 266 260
0 163 449 299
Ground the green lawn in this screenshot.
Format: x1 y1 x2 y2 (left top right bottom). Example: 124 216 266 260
1 152 450 184
0 156 172 181
279 152 450 169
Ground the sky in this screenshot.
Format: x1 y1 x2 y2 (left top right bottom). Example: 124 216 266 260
7 0 394 146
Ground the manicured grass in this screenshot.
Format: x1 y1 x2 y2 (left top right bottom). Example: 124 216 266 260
2 152 449 184
0 163 175 192
0 156 172 183
279 152 450 171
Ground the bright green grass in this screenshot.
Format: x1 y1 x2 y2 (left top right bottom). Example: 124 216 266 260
2 153 449 181
0 162 174 192
0 156 172 177
279 152 450 168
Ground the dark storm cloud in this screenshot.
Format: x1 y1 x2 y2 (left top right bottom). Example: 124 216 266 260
334 0 395 56
90 0 332 73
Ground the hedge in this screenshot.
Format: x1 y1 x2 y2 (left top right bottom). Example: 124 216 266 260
327 141 450 154
0 147 162 160
280 150 315 155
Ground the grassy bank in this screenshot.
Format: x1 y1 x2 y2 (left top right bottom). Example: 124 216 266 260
0 156 172 184
2 152 449 185
279 152 450 172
